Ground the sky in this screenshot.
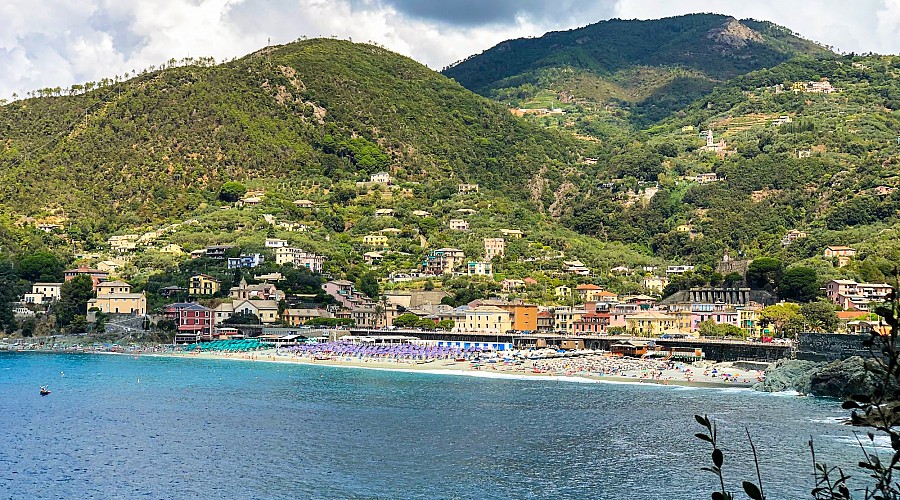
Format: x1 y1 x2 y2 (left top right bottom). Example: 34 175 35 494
1 0 900 99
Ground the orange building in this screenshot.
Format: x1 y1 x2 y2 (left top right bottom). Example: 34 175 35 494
498 303 539 331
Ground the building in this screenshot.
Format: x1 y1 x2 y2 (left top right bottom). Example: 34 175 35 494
467 261 493 277
626 311 678 337
293 199 315 208
363 234 389 248
108 234 139 253
214 299 280 325
457 183 479 194
563 260 590 276
575 284 609 302
554 285 571 300
455 306 512 334
189 274 221 296
825 279 893 310
448 219 469 231
364 251 383 266
374 209 394 217
781 229 807 246
265 238 289 248
499 229 523 239
824 246 856 267
412 210 431 217
496 303 538 331
164 303 214 340
642 276 669 294
88 281 146 316
424 248 465 275
371 172 391 184
274 247 324 272
666 265 695 275
695 173 718 183
159 243 184 255
281 308 334 326
227 253 264 269
552 307 583 335
30 283 62 303
690 303 740 331
484 238 505 260
537 310 553 331
230 279 285 302
64 267 110 289
205 245 233 260
573 310 611 335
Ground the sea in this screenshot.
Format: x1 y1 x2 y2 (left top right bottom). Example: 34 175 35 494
0 352 873 499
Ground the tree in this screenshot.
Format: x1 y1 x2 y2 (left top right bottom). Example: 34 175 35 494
723 272 743 287
745 257 783 289
760 303 802 337
20 317 36 337
778 266 820 302
57 275 95 328
800 299 840 333
16 252 64 282
357 272 380 300
393 313 420 328
0 261 18 332
223 312 260 325
218 181 247 202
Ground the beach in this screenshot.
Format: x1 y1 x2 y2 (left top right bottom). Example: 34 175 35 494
151 345 764 389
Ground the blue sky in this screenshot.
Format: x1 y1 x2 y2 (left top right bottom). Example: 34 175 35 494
1 0 898 99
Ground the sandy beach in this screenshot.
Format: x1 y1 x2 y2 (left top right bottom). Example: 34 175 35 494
151 348 764 389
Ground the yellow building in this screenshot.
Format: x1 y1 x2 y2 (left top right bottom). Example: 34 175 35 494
626 311 678 337
363 234 389 248
554 285 571 300
552 307 584 334
456 306 512 334
88 281 146 316
189 274 221 296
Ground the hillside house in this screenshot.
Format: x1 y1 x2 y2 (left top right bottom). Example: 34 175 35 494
448 219 469 231
457 183 479 194
467 261 493 277
374 208 394 217
230 279 284 302
227 253 264 269
108 234 139 253
824 245 856 267
189 274 221 296
412 210 431 217
364 251 384 265
484 238 505 260
642 276 669 294
695 173 718 183
237 196 262 207
499 229 523 238
575 284 606 302
64 267 109 289
781 229 807 246
371 172 391 184
293 199 315 208
214 299 279 325
159 243 184 255
274 247 324 273
424 248 465 275
363 234 389 248
666 265 695 275
29 283 62 303
554 285 572 300
265 238 289 248
205 245 232 260
563 260 590 276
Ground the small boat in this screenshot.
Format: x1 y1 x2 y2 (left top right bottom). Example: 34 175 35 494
40 386 51 396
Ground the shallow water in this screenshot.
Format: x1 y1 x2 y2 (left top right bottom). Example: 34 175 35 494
0 352 872 499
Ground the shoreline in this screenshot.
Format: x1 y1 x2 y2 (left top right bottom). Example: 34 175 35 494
143 349 758 389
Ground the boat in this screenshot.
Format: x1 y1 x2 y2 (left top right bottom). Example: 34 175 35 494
40 386 51 396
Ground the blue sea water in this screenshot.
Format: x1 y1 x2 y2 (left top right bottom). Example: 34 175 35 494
0 352 871 499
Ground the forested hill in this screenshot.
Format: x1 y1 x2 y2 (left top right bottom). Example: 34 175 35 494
442 14 832 126
0 38 579 241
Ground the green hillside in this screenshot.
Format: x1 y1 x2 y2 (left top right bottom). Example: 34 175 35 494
443 14 831 126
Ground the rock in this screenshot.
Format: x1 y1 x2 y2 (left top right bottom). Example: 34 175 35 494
754 356 888 400
753 358 818 394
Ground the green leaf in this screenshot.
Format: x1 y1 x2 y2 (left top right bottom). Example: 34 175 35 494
742 481 763 500
695 414 710 428
712 448 724 468
711 492 725 500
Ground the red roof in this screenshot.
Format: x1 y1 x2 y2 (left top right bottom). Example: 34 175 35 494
576 284 603 290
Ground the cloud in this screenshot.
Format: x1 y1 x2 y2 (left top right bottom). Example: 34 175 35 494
0 0 899 100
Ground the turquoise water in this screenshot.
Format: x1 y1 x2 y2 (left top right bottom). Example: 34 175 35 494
0 352 869 499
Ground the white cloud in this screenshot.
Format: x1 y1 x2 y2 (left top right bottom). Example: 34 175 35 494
0 0 899 99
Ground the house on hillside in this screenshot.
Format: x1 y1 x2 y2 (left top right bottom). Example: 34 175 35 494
189 274 221 296
448 219 469 231
293 199 315 208
824 246 856 267
371 172 391 184
457 183 479 194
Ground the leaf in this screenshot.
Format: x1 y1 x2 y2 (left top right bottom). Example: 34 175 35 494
742 481 763 500
695 433 713 443
712 492 725 500
695 414 710 428
712 448 724 468
842 400 860 409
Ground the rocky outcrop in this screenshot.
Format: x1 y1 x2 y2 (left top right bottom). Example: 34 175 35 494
754 357 883 399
